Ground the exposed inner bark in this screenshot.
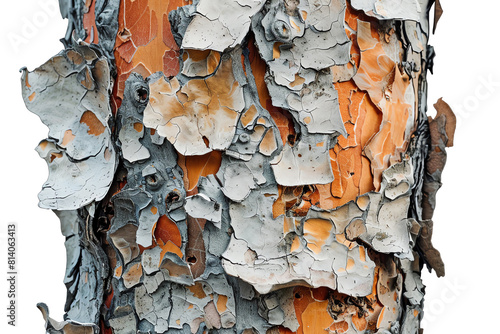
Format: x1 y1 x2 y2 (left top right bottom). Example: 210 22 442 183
22 0 455 333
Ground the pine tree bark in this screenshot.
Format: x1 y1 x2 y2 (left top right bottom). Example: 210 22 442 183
21 1 454 333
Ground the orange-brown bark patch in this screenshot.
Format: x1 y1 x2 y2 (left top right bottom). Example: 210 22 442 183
80 111 105 136
154 215 182 248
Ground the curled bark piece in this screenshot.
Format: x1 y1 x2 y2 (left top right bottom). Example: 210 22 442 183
23 1 453 333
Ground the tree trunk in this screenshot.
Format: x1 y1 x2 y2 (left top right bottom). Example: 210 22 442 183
21 0 454 333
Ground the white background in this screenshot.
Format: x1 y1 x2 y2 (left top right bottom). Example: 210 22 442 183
0 0 498 333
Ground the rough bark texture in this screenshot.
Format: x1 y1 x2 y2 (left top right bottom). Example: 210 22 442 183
21 0 455 333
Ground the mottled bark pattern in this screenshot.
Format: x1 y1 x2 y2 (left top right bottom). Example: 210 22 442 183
21 0 454 333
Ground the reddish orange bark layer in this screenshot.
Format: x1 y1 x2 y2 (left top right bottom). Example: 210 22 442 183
271 3 416 215
78 2 422 333
113 0 191 106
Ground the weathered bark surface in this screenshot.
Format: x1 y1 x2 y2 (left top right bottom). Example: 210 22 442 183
21 0 454 333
